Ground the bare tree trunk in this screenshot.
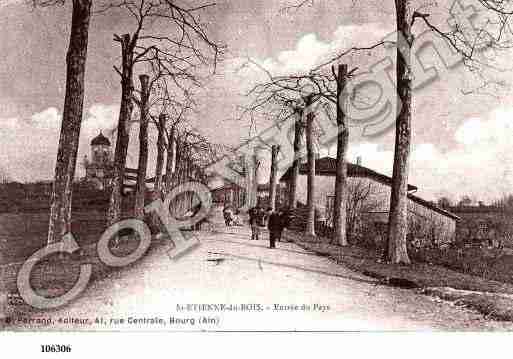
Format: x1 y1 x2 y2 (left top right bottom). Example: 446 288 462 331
47 0 92 244
241 153 256 208
242 155 252 208
252 151 260 207
288 108 304 210
268 145 280 211
333 64 349 247
154 114 167 193
164 125 176 193
134 75 150 219
305 96 316 237
385 0 413 264
108 34 135 225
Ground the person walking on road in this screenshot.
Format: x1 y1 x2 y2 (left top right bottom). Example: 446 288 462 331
277 208 291 242
267 209 284 249
248 205 263 240
223 205 233 226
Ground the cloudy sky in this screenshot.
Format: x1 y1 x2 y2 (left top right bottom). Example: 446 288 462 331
1 0 513 204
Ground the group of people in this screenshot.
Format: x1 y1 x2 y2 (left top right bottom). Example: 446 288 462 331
248 205 290 249
223 205 243 226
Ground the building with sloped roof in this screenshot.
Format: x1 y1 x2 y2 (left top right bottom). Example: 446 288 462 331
280 156 459 245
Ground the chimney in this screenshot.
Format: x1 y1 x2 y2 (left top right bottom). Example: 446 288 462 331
356 156 362 166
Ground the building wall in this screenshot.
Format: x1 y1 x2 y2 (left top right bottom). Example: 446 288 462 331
408 198 456 247
293 175 389 215
289 174 456 245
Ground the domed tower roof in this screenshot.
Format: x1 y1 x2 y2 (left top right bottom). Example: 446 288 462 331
91 131 111 146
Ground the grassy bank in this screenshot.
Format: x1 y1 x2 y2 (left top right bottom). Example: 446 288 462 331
283 230 513 322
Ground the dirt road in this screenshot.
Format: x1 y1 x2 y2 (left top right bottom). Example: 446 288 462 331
7 227 513 331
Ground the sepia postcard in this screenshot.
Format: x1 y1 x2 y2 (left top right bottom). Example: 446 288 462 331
3 0 513 352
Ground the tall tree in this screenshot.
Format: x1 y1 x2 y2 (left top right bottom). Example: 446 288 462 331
288 106 304 209
164 125 177 193
251 149 261 207
384 0 414 264
305 95 316 237
47 0 92 244
154 113 167 193
241 152 259 209
268 144 280 211
332 64 349 247
108 33 136 225
134 74 150 219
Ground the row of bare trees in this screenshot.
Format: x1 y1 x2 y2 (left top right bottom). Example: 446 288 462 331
40 0 513 266
42 0 222 244
111 74 226 221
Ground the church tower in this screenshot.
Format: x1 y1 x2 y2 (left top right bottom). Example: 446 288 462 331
90 131 112 165
83 131 114 190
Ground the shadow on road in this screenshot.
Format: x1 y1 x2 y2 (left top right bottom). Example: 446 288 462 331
205 235 323 258
206 250 379 286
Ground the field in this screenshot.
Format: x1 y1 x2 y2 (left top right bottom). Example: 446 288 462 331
0 209 178 323
0 211 107 266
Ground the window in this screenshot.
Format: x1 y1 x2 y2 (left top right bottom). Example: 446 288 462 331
479 222 489 233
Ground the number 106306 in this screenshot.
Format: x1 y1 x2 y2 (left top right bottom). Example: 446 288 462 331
41 345 72 353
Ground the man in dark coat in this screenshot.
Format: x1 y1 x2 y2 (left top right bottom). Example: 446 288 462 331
267 209 284 248
277 209 291 242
